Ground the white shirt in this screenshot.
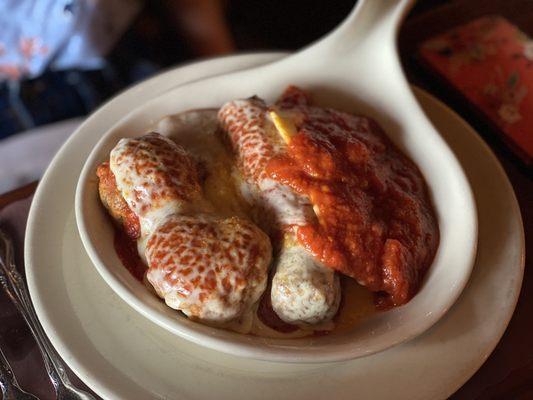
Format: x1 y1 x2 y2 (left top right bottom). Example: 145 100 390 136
0 0 141 81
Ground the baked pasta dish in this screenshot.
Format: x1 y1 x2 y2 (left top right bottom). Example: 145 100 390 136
96 86 439 337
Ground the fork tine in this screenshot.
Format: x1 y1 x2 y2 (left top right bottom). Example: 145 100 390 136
0 227 97 400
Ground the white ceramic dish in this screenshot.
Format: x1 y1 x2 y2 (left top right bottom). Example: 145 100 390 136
26 53 524 400
75 2 477 362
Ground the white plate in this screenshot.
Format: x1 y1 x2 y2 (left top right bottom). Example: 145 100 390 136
25 53 524 400
75 40 477 362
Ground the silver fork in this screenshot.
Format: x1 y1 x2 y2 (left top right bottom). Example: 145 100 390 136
0 345 38 400
0 228 96 400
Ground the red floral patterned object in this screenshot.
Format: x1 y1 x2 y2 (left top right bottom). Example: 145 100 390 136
419 15 533 165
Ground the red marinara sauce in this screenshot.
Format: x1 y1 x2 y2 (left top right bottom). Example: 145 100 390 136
266 86 439 308
113 227 146 282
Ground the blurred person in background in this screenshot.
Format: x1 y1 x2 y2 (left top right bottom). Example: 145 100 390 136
0 0 355 193
0 0 235 141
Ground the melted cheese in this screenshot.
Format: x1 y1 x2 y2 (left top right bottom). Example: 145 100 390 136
218 99 341 327
269 110 297 143
108 131 271 326
145 214 271 323
109 133 211 241
218 99 311 229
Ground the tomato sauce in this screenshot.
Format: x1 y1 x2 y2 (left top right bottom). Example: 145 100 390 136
257 285 300 333
266 90 439 308
113 228 146 282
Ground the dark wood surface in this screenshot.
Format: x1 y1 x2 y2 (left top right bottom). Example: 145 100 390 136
0 1 530 398
400 1 532 398
0 182 37 211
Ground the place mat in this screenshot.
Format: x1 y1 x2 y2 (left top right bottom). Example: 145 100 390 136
0 195 100 400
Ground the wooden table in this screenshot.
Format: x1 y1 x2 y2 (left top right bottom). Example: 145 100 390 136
401 1 533 398
0 1 531 398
